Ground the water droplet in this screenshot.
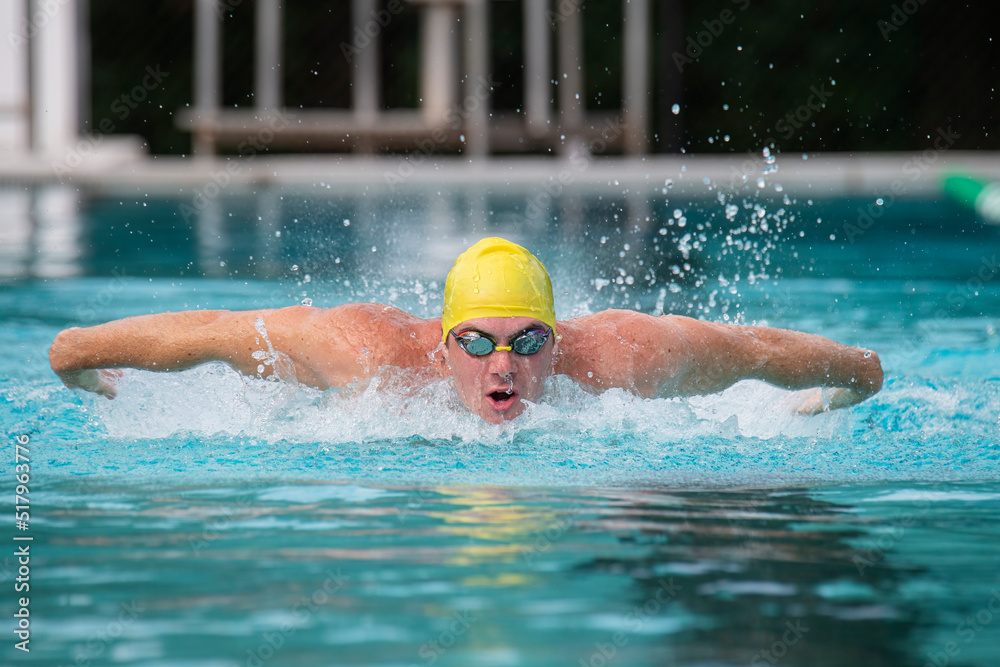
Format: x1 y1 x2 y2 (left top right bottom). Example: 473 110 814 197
343 219 350 226
863 350 872 358
301 297 313 307
671 103 680 115
876 198 884 206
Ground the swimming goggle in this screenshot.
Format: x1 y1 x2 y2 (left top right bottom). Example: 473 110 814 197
449 328 551 356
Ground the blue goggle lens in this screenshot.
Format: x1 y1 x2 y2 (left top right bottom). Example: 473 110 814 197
452 329 550 356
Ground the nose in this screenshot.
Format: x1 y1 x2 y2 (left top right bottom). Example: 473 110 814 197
487 348 515 376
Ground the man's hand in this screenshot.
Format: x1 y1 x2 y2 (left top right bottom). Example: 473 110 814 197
57 369 122 399
788 386 868 415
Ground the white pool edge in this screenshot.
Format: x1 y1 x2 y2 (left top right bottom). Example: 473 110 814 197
2 150 999 198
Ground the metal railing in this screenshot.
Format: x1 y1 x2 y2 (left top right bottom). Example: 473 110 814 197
0 0 657 162
177 0 654 157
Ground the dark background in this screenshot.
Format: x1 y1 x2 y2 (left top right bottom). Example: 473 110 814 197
89 0 999 155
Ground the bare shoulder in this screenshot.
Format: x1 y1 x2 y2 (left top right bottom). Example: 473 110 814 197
555 310 701 396
558 310 711 352
294 303 440 379
259 303 429 336
309 303 437 348
317 302 432 330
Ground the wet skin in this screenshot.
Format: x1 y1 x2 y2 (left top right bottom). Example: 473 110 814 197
441 317 556 424
49 303 884 420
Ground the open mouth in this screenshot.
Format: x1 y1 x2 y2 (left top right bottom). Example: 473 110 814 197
487 389 518 410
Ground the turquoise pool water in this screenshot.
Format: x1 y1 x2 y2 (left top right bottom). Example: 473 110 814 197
2 183 1000 666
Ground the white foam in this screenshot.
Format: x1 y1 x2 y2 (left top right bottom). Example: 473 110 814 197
74 361 1000 487
89 364 846 444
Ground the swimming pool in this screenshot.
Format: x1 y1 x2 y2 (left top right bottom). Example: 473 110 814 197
3 180 1000 666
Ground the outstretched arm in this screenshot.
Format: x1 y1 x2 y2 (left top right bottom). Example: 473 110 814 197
733 323 883 413
583 312 882 411
48 305 383 397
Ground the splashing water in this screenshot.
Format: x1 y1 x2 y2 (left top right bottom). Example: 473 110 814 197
46 355 994 489
4 186 998 490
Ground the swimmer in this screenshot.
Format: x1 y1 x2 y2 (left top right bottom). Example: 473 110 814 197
49 237 883 423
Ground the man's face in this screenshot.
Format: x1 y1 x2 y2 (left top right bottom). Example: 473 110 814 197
443 316 556 423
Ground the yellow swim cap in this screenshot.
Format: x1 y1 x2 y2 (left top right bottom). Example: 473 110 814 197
441 237 556 341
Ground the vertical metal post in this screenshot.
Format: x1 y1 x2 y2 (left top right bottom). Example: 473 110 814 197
352 0 379 118
31 0 80 155
622 0 650 155
255 0 283 110
351 0 379 151
657 0 684 152
0 0 31 153
194 0 222 154
463 0 490 158
77 0 91 140
523 0 551 137
557 0 583 151
421 4 458 125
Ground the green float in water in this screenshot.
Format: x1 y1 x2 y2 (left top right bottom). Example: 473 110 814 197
941 171 1000 224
